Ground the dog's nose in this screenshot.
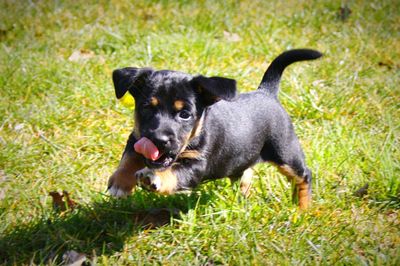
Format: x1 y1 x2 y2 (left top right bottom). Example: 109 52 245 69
151 133 171 150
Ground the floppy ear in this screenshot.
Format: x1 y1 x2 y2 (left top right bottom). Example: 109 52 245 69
112 67 153 99
191 75 237 106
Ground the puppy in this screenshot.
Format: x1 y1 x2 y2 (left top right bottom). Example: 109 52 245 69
108 49 322 209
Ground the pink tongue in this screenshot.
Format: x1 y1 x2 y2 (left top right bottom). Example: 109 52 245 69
134 137 160 161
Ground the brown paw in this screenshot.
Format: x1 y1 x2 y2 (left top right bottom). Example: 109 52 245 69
108 169 137 198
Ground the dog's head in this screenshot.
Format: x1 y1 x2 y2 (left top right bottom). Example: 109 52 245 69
112 67 237 169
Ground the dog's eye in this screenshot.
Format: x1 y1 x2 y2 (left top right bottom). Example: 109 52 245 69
178 110 191 120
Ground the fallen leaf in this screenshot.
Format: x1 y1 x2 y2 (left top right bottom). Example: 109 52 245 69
223 31 241 42
63 190 77 209
68 49 95 62
14 123 24 131
0 170 7 182
338 5 352 21
62 250 87 266
203 259 216 266
0 189 5 201
49 191 65 210
0 28 8 40
378 61 399 69
49 191 77 211
353 183 368 198
0 170 8 201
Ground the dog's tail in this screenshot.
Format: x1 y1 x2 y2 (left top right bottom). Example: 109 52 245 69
258 49 322 96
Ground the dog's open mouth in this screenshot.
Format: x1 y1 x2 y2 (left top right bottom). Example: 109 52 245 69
145 152 176 168
134 137 178 168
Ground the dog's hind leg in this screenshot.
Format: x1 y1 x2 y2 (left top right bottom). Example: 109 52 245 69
261 140 312 209
276 163 312 209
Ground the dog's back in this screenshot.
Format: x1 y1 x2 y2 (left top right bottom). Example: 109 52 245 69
200 49 322 180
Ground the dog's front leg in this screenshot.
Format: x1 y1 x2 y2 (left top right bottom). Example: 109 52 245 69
108 134 145 197
135 165 201 195
135 168 179 195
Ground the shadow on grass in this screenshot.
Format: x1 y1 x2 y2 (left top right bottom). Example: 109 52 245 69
0 190 212 264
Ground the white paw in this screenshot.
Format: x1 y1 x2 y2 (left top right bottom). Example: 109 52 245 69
135 168 162 191
108 185 130 198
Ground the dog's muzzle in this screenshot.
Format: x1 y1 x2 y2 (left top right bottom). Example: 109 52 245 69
144 152 176 169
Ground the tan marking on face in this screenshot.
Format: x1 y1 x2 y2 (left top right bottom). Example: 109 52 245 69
174 100 185 111
150 97 159 106
108 152 145 193
154 168 178 195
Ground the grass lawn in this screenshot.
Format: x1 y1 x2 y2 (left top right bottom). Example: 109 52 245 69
0 0 399 264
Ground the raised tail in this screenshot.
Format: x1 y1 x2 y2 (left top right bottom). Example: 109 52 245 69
258 49 322 96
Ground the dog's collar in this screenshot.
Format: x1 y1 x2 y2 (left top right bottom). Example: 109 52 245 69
189 111 205 140
176 112 205 159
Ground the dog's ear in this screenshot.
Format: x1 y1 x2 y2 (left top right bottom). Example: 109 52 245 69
191 75 237 106
112 67 153 99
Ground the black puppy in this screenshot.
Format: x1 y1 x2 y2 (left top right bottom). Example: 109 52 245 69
108 49 322 209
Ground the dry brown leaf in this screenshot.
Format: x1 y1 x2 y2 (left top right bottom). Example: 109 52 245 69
0 170 7 201
353 183 369 198
68 49 95 62
223 31 241 42
338 5 352 21
49 190 77 211
62 190 77 209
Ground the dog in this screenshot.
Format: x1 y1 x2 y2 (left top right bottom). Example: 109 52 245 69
108 49 322 209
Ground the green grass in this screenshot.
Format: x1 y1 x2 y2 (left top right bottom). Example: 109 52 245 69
0 0 399 264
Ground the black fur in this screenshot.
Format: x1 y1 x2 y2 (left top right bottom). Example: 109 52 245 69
113 49 322 193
